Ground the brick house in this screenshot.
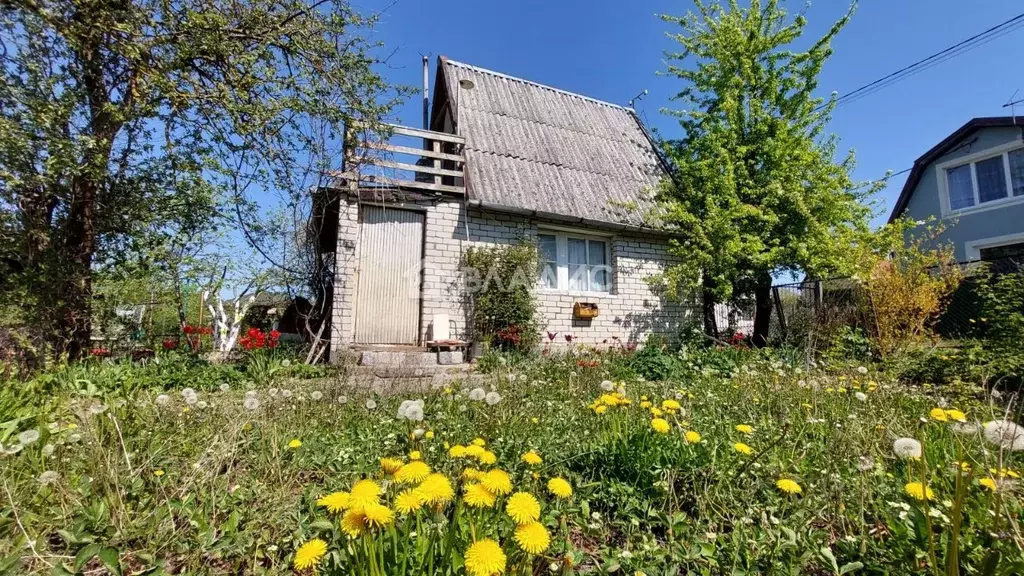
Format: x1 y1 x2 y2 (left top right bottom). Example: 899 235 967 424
325 57 692 360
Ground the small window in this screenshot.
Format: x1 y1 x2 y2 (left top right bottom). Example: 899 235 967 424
1009 149 1024 197
536 231 612 293
946 165 974 210
944 146 1024 212
538 234 558 289
980 241 1024 261
976 155 1007 203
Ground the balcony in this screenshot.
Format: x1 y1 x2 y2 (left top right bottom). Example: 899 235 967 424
338 123 466 195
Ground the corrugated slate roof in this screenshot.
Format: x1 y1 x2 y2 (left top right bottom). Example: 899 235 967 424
438 58 666 228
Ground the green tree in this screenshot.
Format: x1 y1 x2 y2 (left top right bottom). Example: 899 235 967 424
0 0 402 358
657 0 879 344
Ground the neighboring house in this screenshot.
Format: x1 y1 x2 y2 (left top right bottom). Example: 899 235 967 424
889 116 1024 261
325 56 692 357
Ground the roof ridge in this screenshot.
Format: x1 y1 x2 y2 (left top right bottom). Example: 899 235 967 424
445 58 633 112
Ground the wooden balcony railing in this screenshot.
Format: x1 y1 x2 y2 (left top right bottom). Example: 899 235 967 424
338 123 465 195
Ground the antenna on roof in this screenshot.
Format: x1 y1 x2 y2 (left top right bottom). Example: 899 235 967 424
628 89 648 110
1004 89 1022 127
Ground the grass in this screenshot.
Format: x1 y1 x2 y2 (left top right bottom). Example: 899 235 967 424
1 347 1022 575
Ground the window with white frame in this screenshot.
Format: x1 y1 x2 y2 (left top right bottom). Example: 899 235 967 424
943 145 1024 212
537 231 612 293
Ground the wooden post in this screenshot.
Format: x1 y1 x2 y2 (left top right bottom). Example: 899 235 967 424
432 139 442 185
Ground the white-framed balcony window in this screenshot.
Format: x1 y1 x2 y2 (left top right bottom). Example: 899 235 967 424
938 142 1024 215
537 230 612 293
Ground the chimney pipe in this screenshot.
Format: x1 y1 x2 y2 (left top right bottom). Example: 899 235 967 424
422 55 429 130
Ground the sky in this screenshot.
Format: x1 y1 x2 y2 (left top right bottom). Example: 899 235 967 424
357 0 1023 227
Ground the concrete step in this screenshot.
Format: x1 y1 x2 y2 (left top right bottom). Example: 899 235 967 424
357 348 466 367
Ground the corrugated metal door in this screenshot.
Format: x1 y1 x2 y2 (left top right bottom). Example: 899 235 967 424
355 206 424 344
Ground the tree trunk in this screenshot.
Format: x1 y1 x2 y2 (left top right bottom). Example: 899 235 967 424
57 15 121 360
752 271 773 347
701 275 719 339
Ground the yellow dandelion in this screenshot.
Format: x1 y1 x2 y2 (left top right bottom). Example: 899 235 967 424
733 442 753 455
594 405 608 415
515 521 551 555
684 430 701 444
394 461 432 484
394 489 425 514
776 478 802 495
463 482 497 508
521 451 543 465
640 401 652 409
288 439 302 449
481 469 513 496
465 445 486 458
979 478 998 492
735 424 754 434
349 479 382 510
464 539 506 576
362 502 395 528
316 491 351 514
649 407 663 417
380 457 404 475
449 445 467 458
929 408 948 422
661 399 681 411
547 477 573 499
409 450 422 461
293 538 327 571
505 492 541 524
472 438 487 447
425 430 435 439
341 508 367 538
530 417 539 424
944 409 967 422
153 470 165 477
650 418 671 434
904 482 934 501
478 450 497 465
462 467 483 481
417 473 455 507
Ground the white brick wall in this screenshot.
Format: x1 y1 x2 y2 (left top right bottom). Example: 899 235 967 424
331 197 693 357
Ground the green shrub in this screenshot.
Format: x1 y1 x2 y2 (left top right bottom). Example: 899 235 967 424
463 241 540 353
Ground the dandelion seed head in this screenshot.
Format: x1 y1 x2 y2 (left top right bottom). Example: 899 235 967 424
365 398 377 410
155 394 171 406
219 383 230 392
243 397 260 411
281 389 293 399
468 388 487 402
18 429 39 445
310 391 323 401
983 420 1024 451
37 470 59 485
485 391 502 406
599 380 614 392
893 437 922 459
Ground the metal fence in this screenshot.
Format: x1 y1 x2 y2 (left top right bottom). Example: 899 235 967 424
768 255 1024 349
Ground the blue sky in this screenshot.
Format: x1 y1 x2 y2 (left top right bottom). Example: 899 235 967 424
361 0 1023 227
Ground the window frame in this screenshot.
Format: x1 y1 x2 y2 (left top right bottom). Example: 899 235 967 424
536 228 613 295
936 141 1024 217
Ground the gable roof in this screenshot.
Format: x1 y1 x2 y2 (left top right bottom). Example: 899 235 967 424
888 116 1022 223
430 57 667 228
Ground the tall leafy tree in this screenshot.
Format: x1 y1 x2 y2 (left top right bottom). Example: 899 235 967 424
658 0 878 344
0 0 402 358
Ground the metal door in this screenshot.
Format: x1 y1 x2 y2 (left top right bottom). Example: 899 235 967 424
354 206 424 344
